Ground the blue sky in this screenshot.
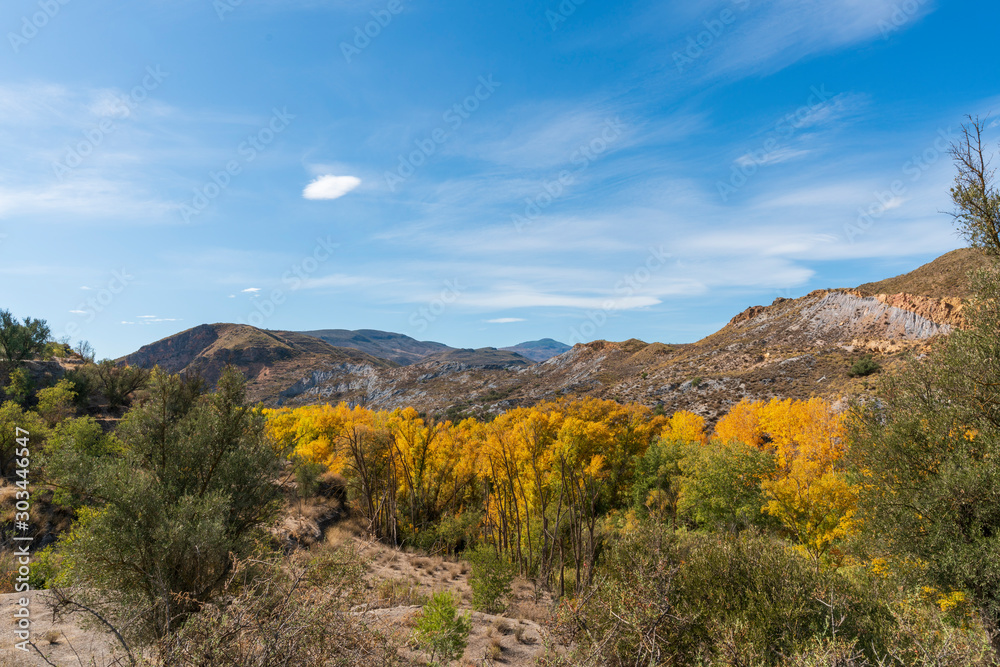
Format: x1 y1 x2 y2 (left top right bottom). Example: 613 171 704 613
2 0 999 359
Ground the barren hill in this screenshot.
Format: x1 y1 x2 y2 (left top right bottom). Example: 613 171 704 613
121 249 986 421
120 323 395 404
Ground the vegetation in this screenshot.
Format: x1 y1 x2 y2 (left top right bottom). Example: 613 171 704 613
412 591 472 666
45 366 287 639
0 308 50 365
2 116 997 665
848 355 881 377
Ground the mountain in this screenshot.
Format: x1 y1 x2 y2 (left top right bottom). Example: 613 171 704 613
119 323 394 404
121 249 985 421
299 328 453 365
500 338 571 362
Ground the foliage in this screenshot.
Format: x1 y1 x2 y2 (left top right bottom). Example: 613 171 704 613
412 590 472 666
36 378 77 426
294 458 326 500
679 437 776 530
0 309 50 364
848 356 881 377
631 436 688 525
555 524 892 666
467 543 516 613
94 359 151 411
49 366 287 638
0 400 47 477
849 264 1000 657
63 364 97 409
3 367 33 406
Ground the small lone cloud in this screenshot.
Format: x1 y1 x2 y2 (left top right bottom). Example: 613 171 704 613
241 287 262 294
303 175 361 200
487 317 526 324
69 309 86 314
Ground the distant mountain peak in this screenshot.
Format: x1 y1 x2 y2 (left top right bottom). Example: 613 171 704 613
500 339 571 362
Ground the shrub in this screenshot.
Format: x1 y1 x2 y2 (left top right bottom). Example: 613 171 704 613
848 356 881 377
412 590 471 666
557 525 894 666
36 378 77 426
467 544 516 613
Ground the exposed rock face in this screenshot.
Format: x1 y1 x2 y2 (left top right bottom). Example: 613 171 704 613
870 293 965 328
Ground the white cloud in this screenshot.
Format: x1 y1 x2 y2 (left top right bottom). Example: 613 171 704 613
241 287 262 293
487 318 526 324
303 175 361 200
68 309 86 314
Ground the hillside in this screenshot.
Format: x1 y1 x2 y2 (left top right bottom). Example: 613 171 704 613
853 247 989 299
501 338 572 362
120 323 395 404
120 250 981 420
299 328 452 365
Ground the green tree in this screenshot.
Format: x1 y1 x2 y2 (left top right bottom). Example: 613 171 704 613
631 437 688 527
0 309 50 364
850 117 1000 657
3 367 33 406
0 401 47 477
53 367 287 638
678 438 776 531
412 591 472 666
467 543 515 613
94 359 150 411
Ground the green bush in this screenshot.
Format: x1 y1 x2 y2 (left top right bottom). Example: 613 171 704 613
467 544 515 613
848 356 881 377
3 367 33 406
412 590 471 666
558 526 894 666
36 378 77 426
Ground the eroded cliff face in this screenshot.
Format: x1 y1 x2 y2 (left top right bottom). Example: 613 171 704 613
868 293 965 328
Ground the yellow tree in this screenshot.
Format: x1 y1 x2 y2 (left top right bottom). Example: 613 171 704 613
714 399 765 447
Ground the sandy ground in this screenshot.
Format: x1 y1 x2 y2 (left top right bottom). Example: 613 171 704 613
0 589 124 666
0 528 560 666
